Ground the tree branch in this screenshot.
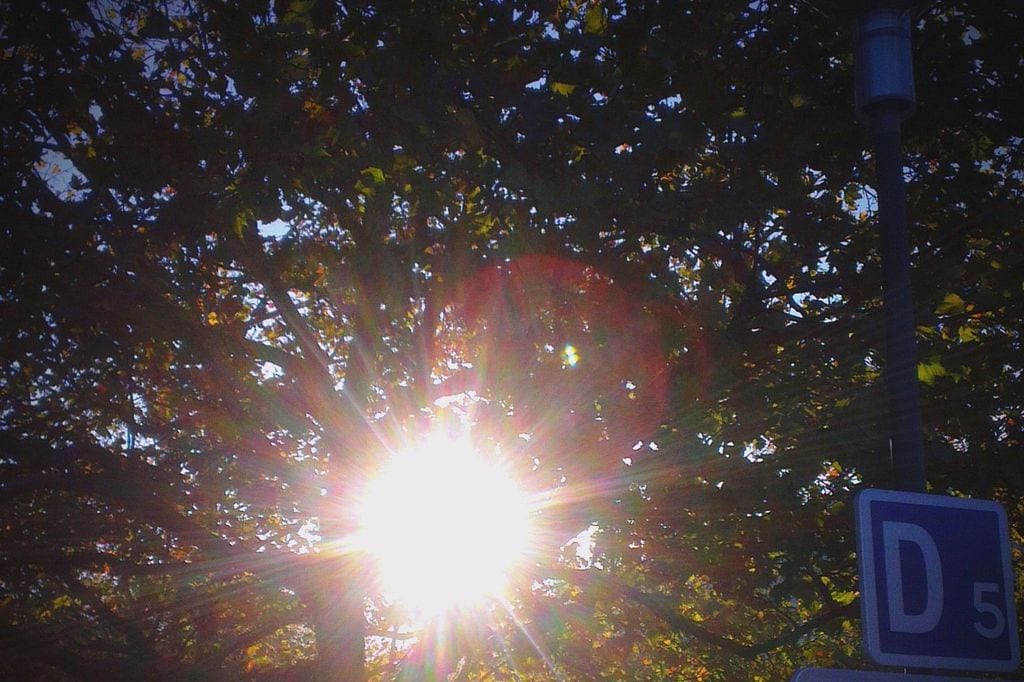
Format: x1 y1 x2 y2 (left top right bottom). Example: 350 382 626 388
556 568 857 660
196 610 304 673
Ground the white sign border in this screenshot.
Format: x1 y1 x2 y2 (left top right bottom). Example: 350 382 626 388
856 488 1020 672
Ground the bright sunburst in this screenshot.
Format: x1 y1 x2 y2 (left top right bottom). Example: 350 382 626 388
355 433 532 615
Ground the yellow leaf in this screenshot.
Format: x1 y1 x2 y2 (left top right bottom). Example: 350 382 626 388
958 325 979 343
584 5 607 34
917 359 948 385
207 312 219 326
303 99 324 118
550 81 577 97
789 93 807 108
935 293 965 315
233 210 251 239
362 166 385 184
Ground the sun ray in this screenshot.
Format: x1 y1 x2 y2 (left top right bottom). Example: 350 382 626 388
495 593 565 679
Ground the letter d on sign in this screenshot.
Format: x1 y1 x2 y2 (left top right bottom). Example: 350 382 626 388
883 521 943 633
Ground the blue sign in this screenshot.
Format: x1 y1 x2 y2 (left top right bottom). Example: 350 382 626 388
856 489 1019 672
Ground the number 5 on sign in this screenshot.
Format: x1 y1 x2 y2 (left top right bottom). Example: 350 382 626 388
974 582 1006 639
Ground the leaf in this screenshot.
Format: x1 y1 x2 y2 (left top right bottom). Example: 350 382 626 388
958 325 979 343
584 5 607 34
232 209 252 239
935 293 966 315
831 590 857 605
550 82 577 97
354 179 375 197
362 166 385 184
281 0 315 27
918 358 948 385
303 99 324 118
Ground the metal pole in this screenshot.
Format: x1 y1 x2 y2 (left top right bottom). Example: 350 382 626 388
872 108 926 492
856 6 926 492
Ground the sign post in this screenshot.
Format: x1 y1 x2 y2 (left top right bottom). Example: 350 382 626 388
856 489 1019 672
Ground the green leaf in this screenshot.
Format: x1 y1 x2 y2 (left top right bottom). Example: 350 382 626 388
831 590 857 605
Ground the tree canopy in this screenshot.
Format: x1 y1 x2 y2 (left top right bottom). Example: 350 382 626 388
2 1 1022 679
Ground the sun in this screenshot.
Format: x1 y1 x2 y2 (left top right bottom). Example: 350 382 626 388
355 433 532 615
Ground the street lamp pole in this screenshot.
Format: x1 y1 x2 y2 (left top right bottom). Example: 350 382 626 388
855 3 927 492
